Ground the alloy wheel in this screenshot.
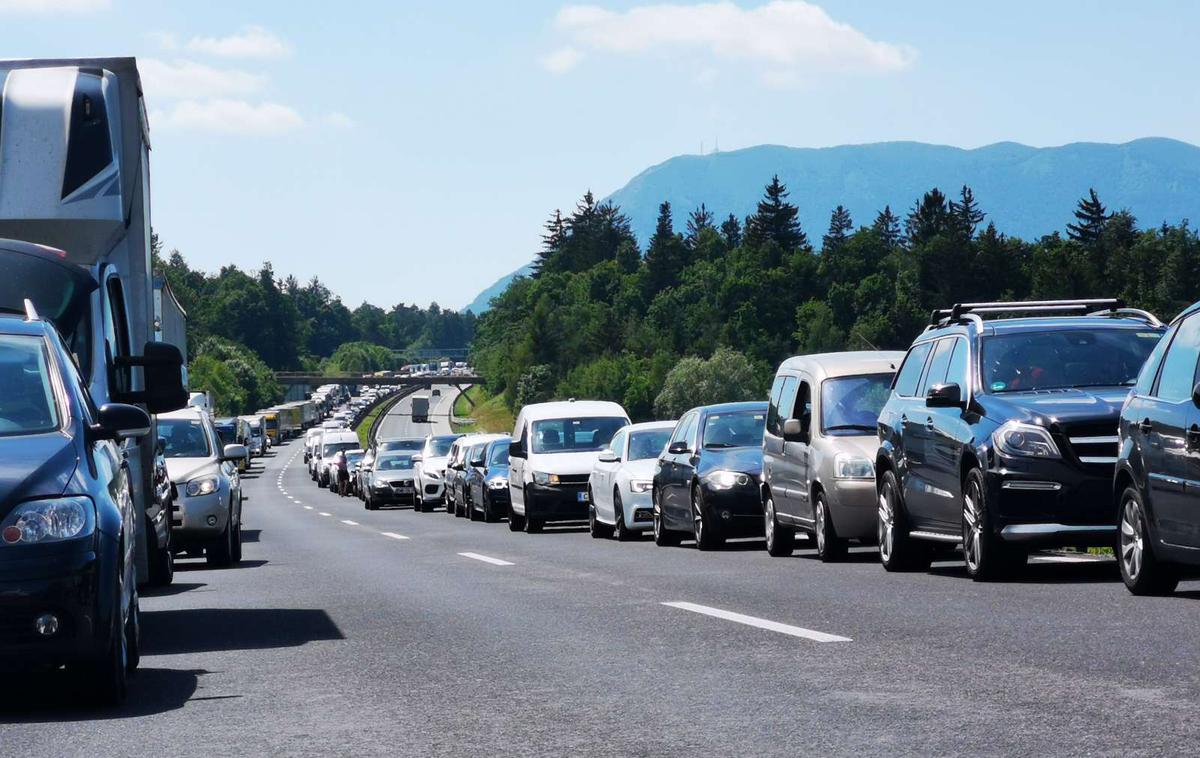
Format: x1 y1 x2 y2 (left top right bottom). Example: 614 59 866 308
877 490 894 563
1120 497 1144 582
764 497 775 543
815 500 827 555
963 483 983 573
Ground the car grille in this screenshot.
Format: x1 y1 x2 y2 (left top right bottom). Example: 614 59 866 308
0 609 70 645
554 473 591 485
1058 421 1119 466
389 479 414 488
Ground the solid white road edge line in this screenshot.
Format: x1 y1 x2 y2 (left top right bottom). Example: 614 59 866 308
661 601 852 643
380 532 410 540
458 552 514 566
341 520 359 526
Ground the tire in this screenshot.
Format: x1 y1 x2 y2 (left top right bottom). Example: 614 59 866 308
230 511 243 564
148 527 174 587
962 468 1025 581
877 469 932 572
692 485 723 551
454 491 466 518
763 492 795 557
524 514 544 534
814 490 847 562
482 492 498 523
469 495 482 522
613 490 634 542
589 503 613 539
125 588 141 674
206 510 234 568
1118 485 1179 595
508 502 526 532
653 488 682 547
86 573 128 706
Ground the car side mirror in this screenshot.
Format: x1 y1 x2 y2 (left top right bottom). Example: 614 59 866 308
926 383 964 409
667 441 689 455
411 454 423 463
598 450 619 463
1193 382 1200 409
782 418 806 443
93 403 151 441
222 443 248 462
509 441 526 458
470 458 484 467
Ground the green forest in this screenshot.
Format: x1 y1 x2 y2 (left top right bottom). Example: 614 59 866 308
471 179 1200 421
153 239 475 415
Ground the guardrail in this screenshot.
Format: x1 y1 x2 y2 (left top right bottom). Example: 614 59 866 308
360 385 420 448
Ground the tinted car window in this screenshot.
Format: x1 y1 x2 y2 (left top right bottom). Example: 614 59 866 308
945 338 969 389
983 328 1162 393
425 436 457 457
377 454 415 470
629 429 672 461
702 411 766 449
767 375 797 436
531 416 626 454
159 418 212 458
607 429 627 459
821 374 892 435
919 338 955 397
672 413 698 448
1154 317 1200 402
1134 322 1176 396
380 439 424 452
487 443 510 466
894 342 933 397
0 335 60 436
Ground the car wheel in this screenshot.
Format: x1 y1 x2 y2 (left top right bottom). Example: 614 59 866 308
231 515 243 564
613 490 633 542
206 513 234 568
589 503 613 539
653 488 681 547
877 469 932 572
814 490 847 562
962 468 1024 581
85 571 128 705
125 587 141 674
692 485 723 551
1118 486 1179 595
469 495 482 522
764 492 795 557
148 526 174 587
508 502 526 532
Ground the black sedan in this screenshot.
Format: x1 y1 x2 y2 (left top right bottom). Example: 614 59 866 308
652 401 768 550
0 311 152 704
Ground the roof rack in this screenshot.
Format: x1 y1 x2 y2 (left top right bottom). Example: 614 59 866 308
928 299 1124 328
1085 307 1163 328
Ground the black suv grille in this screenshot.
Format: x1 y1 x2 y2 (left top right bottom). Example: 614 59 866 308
1057 421 1119 466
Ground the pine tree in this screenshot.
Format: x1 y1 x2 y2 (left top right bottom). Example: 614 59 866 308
905 188 951 246
822 205 854 251
644 201 688 293
533 209 566 277
949 185 985 239
720 213 742 248
1066 188 1110 245
744 175 807 252
685 203 715 248
872 205 903 248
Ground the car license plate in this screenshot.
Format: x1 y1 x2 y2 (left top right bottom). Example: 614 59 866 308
393 486 413 494
577 491 588 502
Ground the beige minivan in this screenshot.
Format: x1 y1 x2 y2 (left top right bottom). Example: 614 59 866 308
762 351 904 560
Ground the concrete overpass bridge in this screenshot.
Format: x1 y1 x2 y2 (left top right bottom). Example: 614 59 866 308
274 372 483 403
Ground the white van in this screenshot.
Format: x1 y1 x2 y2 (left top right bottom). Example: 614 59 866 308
316 429 361 488
507 400 630 533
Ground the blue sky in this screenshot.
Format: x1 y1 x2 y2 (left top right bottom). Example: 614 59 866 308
2 0 1198 309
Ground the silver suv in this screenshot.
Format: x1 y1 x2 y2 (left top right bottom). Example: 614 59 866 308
762 351 903 560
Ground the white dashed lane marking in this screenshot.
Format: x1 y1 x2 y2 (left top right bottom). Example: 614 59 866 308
661 602 852 643
380 532 409 541
341 520 359 526
458 552 514 566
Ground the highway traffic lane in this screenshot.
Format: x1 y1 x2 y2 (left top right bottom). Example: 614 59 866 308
275 439 1200 753
375 384 457 440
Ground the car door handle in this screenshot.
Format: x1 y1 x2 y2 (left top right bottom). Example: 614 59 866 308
1139 418 1153 435
925 417 935 431
1188 425 1200 450
900 414 909 423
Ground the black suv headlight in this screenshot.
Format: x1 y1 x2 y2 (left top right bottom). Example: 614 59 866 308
993 421 1061 459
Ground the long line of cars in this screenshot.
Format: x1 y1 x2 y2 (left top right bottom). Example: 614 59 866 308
348 298 1200 598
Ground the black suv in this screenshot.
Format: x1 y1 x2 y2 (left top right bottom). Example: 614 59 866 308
876 299 1164 580
1115 300 1200 594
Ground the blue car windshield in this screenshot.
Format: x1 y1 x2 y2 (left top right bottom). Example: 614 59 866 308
702 412 766 449
488 443 510 466
0 335 59 436
982 328 1162 393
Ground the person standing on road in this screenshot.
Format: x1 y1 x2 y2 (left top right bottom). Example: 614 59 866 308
335 450 351 496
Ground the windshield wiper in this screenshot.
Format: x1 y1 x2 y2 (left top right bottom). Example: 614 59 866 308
703 442 738 448
824 424 876 432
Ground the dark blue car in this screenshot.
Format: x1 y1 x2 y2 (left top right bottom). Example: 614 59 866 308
0 307 152 704
652 401 768 550
467 436 512 522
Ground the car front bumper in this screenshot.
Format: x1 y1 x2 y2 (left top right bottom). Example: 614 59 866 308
526 483 589 522
699 485 763 538
420 473 446 503
825 479 878 539
621 488 655 531
985 460 1116 547
171 489 230 545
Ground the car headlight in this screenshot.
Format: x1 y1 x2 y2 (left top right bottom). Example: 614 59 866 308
532 471 560 486
834 454 875 480
488 477 508 490
994 420 1061 459
426 469 443 481
1 497 94 545
629 480 653 493
704 470 752 490
186 476 220 497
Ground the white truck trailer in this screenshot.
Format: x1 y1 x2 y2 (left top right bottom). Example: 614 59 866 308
0 58 188 585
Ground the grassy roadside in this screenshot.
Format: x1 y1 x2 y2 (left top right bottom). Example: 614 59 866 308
452 386 514 434
355 400 392 448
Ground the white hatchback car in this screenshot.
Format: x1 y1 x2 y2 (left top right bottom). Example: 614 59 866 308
588 421 676 540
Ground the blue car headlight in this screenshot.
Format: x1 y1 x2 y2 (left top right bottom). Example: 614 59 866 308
488 477 508 490
1 496 95 545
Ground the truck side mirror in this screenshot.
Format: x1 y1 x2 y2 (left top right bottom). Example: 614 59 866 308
508 441 525 459
139 341 188 414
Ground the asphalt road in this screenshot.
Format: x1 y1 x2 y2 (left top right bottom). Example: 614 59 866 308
4 391 1200 756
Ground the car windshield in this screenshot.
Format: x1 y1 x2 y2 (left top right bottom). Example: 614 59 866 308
346 452 364 466
0 335 59 436
159 418 212 458
376 454 414 470
380 439 423 452
821 374 893 435
488 443 510 466
426 436 458 457
982 328 1162 393
323 441 359 457
531 416 626 454
628 429 672 460
702 411 766 448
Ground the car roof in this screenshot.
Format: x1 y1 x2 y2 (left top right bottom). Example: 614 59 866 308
923 315 1161 340
696 401 768 415
518 400 628 423
623 420 677 432
160 407 207 421
321 430 359 442
777 351 906 380
0 312 54 337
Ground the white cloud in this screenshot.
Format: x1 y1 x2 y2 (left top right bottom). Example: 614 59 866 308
186 26 292 59
548 1 915 83
140 58 266 99
539 46 584 74
323 111 355 129
0 0 108 12
152 99 304 136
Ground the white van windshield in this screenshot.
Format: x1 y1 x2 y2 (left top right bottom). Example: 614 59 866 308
531 417 626 454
